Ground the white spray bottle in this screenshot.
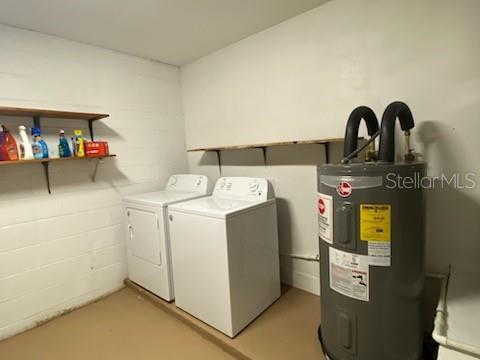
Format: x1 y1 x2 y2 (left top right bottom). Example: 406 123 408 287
18 125 34 160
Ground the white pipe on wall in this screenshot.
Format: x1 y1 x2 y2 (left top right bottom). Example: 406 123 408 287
431 268 480 358
280 253 320 262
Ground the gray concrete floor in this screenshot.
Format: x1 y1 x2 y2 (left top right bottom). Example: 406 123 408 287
0 288 234 360
0 285 324 360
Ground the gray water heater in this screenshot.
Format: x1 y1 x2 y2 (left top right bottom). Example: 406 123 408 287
317 102 426 360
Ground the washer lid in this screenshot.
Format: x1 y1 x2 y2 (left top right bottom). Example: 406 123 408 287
168 196 273 219
123 190 205 207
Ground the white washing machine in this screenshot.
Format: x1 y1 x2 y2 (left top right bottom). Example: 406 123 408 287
168 177 281 337
123 174 210 301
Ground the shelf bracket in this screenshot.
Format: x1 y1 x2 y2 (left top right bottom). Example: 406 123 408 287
260 146 267 167
88 119 95 141
42 162 51 194
33 115 41 130
324 143 330 164
215 150 222 176
91 158 102 182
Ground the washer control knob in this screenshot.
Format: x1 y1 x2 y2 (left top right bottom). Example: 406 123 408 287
249 181 259 192
219 179 227 189
169 176 178 186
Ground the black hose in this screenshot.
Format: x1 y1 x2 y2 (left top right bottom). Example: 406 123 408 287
378 101 415 162
343 106 379 158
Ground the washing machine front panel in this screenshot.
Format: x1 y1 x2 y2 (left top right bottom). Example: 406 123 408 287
169 211 233 335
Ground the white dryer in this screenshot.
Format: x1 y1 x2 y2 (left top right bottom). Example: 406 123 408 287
168 177 281 337
123 174 210 301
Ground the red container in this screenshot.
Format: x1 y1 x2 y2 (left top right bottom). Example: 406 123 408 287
85 141 109 157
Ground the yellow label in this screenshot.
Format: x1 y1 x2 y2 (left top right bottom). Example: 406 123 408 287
360 204 391 242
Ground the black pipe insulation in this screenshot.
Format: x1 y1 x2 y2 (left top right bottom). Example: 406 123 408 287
343 106 379 158
378 101 415 162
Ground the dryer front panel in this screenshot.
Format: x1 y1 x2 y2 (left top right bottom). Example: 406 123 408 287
126 208 163 266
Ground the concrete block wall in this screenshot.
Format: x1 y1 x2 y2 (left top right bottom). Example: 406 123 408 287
181 0 480 295
0 24 187 340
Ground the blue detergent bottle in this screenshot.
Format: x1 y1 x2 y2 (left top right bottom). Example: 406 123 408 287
31 127 49 159
58 130 71 158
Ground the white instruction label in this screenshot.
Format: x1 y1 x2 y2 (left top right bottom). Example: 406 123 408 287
329 247 369 302
368 241 391 267
317 193 333 244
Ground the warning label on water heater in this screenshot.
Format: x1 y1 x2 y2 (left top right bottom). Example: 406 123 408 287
317 193 333 244
329 247 369 302
368 241 391 266
360 204 391 242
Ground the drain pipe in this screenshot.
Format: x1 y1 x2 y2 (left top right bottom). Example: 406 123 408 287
431 268 480 358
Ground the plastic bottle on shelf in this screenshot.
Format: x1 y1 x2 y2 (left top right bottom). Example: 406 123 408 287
31 127 49 159
1 125 19 161
18 125 34 160
58 130 71 158
73 130 85 157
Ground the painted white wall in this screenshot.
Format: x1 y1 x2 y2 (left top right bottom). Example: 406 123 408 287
182 0 480 294
0 24 187 339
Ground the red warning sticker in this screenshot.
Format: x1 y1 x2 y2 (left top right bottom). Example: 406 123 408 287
318 193 333 244
318 198 326 215
337 181 352 198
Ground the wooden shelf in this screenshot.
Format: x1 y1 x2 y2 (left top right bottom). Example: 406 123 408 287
187 137 351 152
187 137 358 175
0 106 114 194
0 106 109 121
0 106 109 141
0 155 116 194
0 154 116 166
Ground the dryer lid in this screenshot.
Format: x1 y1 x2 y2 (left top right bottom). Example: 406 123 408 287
123 190 205 207
166 174 210 194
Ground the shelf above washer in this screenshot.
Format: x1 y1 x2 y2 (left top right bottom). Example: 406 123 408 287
187 137 359 174
187 137 351 152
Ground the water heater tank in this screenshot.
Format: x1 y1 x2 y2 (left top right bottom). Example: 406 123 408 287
317 102 426 360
